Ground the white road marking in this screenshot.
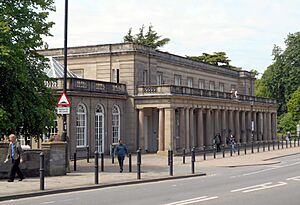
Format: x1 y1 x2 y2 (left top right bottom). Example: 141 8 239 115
286 176 300 181
40 201 55 204
163 196 218 205
231 182 287 193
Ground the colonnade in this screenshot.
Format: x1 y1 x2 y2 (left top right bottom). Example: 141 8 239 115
138 107 277 153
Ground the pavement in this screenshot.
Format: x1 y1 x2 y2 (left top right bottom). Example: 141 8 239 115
1 145 300 202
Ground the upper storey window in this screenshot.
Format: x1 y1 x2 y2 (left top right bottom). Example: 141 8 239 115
157 72 163 85
174 75 181 86
209 81 215 90
143 70 148 85
199 79 205 89
112 68 120 83
219 83 224 92
187 77 193 88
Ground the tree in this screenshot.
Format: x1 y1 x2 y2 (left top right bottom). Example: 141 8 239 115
258 32 300 115
0 1 56 138
187 52 240 69
123 24 170 49
287 86 300 124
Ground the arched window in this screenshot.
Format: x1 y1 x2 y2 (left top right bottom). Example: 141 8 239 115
112 105 120 144
95 104 105 153
76 103 87 147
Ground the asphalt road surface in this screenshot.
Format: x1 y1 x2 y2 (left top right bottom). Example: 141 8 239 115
2 154 300 205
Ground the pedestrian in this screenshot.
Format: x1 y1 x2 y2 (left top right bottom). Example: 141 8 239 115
229 135 237 153
114 139 128 173
4 134 25 182
213 134 221 152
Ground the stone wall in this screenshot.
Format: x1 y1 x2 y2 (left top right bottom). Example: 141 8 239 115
0 141 66 179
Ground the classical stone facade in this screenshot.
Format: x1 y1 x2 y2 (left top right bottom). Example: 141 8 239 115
39 43 277 154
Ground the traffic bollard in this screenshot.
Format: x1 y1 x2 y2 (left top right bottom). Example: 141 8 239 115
281 139 284 149
268 141 270 151
73 152 77 171
87 146 90 163
101 153 104 172
290 139 292 148
213 146 216 159
237 144 240 155
286 140 288 148
168 150 170 166
298 137 300 147
137 148 141 179
230 147 233 156
294 138 296 147
191 147 195 174
128 153 132 173
203 146 206 161
257 142 260 152
169 150 173 176
94 151 99 184
111 146 115 164
251 141 254 153
222 145 225 158
244 143 247 155
183 148 186 164
273 140 275 150
263 141 265 152
40 152 45 191
278 140 280 150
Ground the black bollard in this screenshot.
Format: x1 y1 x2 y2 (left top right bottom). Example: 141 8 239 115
244 143 247 155
137 148 141 179
290 139 292 148
237 144 240 155
273 140 275 150
203 146 206 161
183 148 186 164
222 145 225 158
294 138 296 147
251 141 254 154
94 151 99 184
73 152 77 171
87 146 90 163
168 150 170 166
281 138 284 149
257 142 260 152
263 141 265 152
298 137 300 147
128 153 132 173
286 140 288 148
230 146 233 156
191 147 195 174
40 152 45 191
268 141 270 151
169 150 173 176
111 146 115 164
278 140 280 150
101 153 104 172
213 145 216 159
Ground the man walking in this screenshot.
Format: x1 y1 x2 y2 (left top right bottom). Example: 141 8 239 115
4 134 25 182
115 140 128 173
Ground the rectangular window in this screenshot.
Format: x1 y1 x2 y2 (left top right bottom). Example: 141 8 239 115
199 79 205 89
71 69 84 78
143 70 148 85
174 75 181 86
219 83 224 92
209 81 215 90
112 68 120 83
231 84 237 91
187 77 193 88
157 72 163 85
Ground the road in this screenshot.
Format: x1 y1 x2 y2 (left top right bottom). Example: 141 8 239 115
2 154 300 205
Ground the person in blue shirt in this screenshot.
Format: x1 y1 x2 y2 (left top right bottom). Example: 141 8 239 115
4 134 24 182
114 140 128 173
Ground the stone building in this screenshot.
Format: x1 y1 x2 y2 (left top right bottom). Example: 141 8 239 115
39 43 277 155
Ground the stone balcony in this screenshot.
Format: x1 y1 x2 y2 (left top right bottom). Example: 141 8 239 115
137 85 276 104
45 78 127 95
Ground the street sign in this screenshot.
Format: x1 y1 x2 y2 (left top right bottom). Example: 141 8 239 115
57 92 71 107
56 107 70 115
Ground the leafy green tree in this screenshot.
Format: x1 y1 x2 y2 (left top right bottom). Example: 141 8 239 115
278 112 296 134
287 86 300 124
0 0 56 138
187 52 239 69
123 24 170 49
259 32 300 115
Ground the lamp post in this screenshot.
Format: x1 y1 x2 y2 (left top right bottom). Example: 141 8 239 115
251 102 254 145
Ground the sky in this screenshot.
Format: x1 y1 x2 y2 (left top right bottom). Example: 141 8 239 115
44 0 300 74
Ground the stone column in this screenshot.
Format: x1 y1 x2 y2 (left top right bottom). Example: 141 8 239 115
158 108 165 152
179 108 185 149
257 112 263 141
234 110 241 143
138 109 145 150
268 112 272 140
214 109 221 136
240 111 246 143
197 108 204 147
263 112 268 141
190 108 195 147
228 110 234 137
185 108 190 149
271 113 277 139
247 111 252 142
253 111 257 141
206 109 212 146
164 108 175 151
221 109 227 144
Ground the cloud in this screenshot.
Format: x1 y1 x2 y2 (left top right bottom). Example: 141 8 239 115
44 0 300 73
